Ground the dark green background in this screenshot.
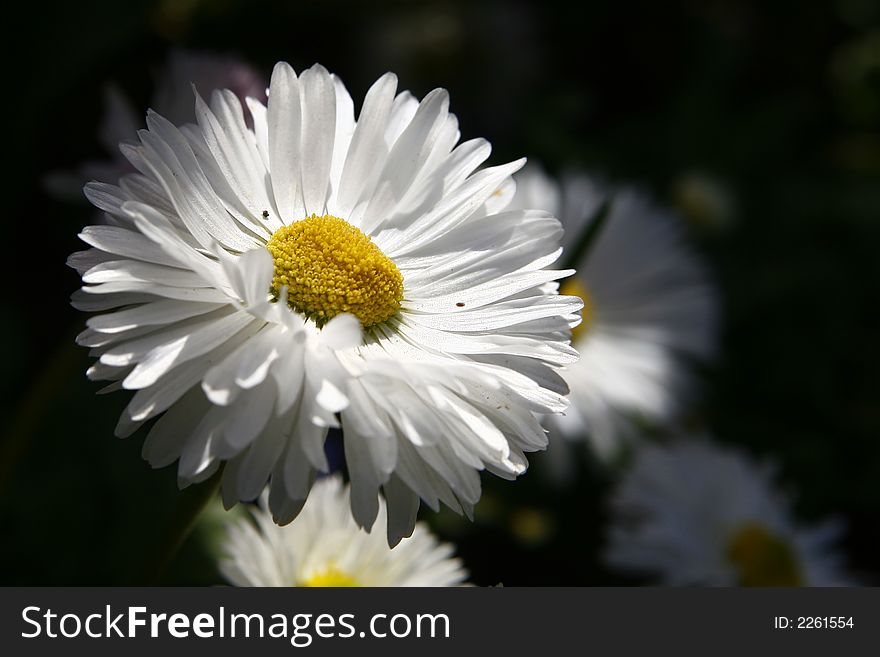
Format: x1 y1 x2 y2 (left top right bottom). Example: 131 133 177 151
2 0 878 585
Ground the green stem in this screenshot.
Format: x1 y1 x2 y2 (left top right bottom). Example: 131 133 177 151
562 196 614 271
0 326 82 496
136 466 224 585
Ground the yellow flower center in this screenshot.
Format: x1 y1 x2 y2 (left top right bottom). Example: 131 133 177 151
726 522 803 586
300 565 360 587
559 277 593 341
266 214 404 328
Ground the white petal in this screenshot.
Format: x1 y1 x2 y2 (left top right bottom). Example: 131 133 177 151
408 295 582 332
140 112 256 251
335 72 397 216
79 225 181 268
298 64 336 215
122 311 256 389
267 62 302 221
195 88 279 232
83 182 127 215
343 428 381 531
124 201 230 288
218 384 277 454
316 379 348 414
123 320 262 422
383 158 526 256
318 313 362 350
383 474 419 547
235 407 287 501
359 89 449 234
281 439 315 503
141 388 210 468
327 74 356 204
83 260 208 288
87 300 225 334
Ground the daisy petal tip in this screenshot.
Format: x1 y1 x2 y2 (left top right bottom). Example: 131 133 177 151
316 380 349 414
202 381 235 407
271 61 297 82
379 71 398 87
320 313 363 350
307 62 330 77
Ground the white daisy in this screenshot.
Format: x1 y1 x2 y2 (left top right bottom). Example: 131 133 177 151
47 49 266 198
605 440 853 586
507 165 718 459
221 475 467 587
70 62 581 545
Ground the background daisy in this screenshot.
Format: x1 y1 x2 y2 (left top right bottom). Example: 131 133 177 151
604 440 853 586
508 166 719 460
46 49 266 199
221 475 467 587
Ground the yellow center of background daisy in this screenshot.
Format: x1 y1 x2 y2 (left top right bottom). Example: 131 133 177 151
266 214 404 328
726 522 803 586
300 565 360 587
559 278 593 341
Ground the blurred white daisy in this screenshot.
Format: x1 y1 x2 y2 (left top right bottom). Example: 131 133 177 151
221 475 467 587
47 49 266 199
605 440 853 586
507 165 718 459
70 62 581 545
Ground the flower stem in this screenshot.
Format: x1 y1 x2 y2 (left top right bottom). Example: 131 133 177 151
0 327 81 496
562 196 614 271
136 466 224 584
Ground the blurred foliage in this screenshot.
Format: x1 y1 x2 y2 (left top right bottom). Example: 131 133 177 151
1 0 878 585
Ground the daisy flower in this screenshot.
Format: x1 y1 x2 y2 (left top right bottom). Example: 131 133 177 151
70 62 581 545
221 475 467 586
604 440 853 586
506 165 718 459
47 49 266 199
